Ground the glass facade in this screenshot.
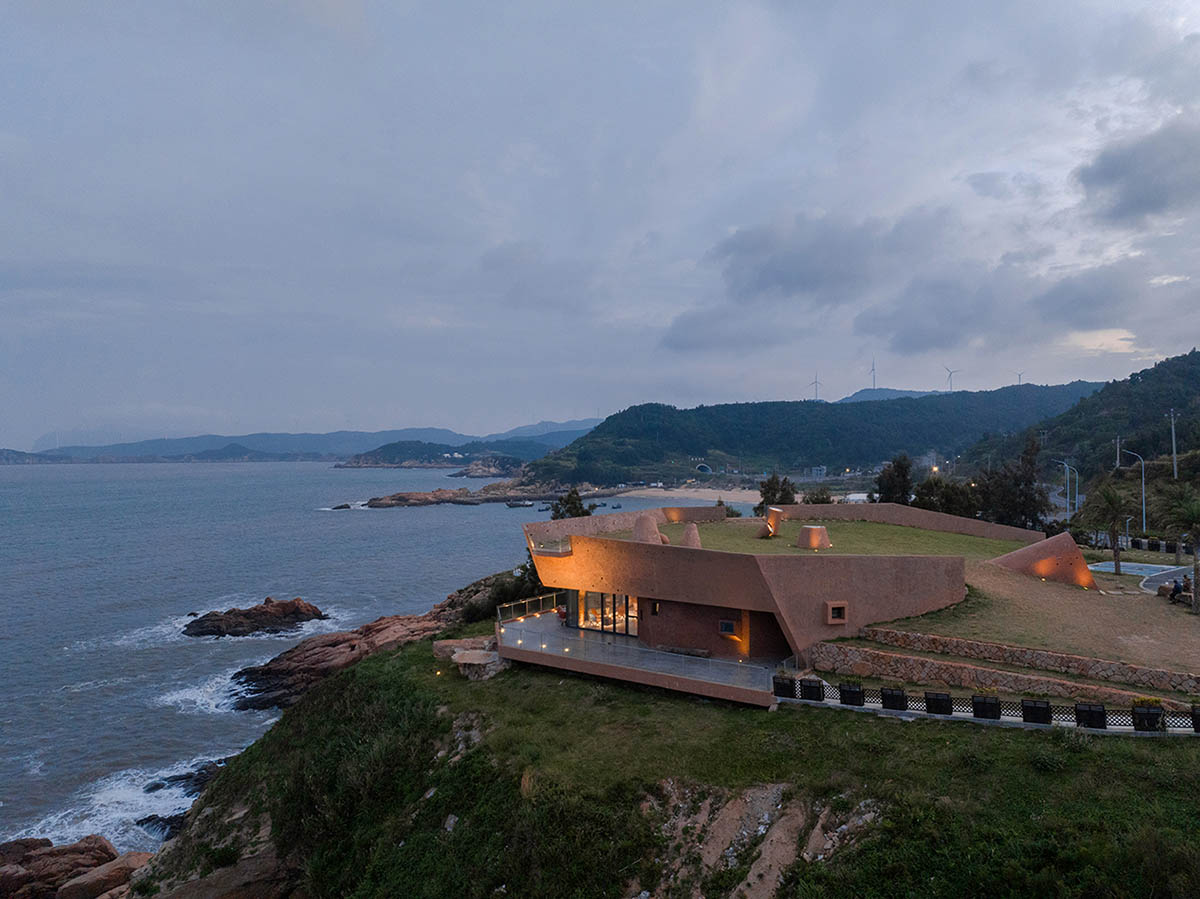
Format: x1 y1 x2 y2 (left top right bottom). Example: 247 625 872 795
567 589 639 636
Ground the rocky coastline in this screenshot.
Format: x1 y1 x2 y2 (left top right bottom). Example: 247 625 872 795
358 478 627 508
182 596 327 637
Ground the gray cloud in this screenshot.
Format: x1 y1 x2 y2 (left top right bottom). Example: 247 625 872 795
1077 117 1200 223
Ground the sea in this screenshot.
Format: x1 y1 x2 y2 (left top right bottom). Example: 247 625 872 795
0 462 743 851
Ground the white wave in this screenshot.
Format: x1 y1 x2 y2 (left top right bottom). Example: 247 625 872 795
57 675 139 694
6 754 231 853
153 667 254 716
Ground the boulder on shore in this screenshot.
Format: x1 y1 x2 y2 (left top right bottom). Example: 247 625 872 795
57 850 153 899
0 834 117 899
183 597 327 638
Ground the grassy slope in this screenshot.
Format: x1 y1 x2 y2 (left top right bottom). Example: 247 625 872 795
152 629 1200 898
643 519 1029 561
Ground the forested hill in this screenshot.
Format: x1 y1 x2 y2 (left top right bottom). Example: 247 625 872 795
524 381 1101 485
961 349 1200 480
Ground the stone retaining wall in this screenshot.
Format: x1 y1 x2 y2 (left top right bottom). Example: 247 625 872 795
862 627 1200 695
810 641 1188 709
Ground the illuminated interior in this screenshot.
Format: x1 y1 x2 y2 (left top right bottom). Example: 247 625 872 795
566 589 639 637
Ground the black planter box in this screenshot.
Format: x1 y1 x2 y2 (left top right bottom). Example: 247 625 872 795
1148 538 1161 552
881 687 908 710
1192 705 1200 734
1132 706 1165 732
772 675 797 698
838 683 865 706
799 678 825 701
925 691 953 715
972 695 1001 720
1132 538 1144 550
1166 541 1177 554
1075 702 1107 729
1021 699 1052 724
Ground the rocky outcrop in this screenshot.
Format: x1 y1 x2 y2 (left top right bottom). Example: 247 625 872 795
183 597 327 637
232 572 510 710
432 636 496 659
448 457 523 478
0 834 118 899
366 487 479 508
57 851 153 899
451 649 509 680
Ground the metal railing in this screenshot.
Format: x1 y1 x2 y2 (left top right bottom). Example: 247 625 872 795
496 592 564 622
777 678 1200 734
498 622 773 691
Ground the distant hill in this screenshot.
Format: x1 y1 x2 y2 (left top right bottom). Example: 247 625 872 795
524 381 1102 486
836 388 937 403
339 436 568 469
23 419 598 463
0 448 67 464
961 349 1200 480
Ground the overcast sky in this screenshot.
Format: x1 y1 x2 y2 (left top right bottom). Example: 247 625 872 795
4 1 1200 449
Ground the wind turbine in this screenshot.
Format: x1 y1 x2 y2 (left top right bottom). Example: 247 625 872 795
809 372 823 401
869 357 877 390
1014 370 1024 385
943 366 960 392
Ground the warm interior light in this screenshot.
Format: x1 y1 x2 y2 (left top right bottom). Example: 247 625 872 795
517 639 523 645
436 670 442 676
564 647 570 652
541 643 546 649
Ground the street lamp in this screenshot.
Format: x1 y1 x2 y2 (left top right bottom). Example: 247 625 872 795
1122 448 1146 534
1052 459 1076 521
1125 516 1134 549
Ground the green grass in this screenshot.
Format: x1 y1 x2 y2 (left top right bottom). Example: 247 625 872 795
167 631 1200 898
634 519 1029 561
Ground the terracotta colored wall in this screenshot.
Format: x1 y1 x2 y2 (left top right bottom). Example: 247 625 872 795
989 532 1096 588
810 641 1188 710
774 503 1044 544
531 536 965 659
638 599 750 659
862 627 1200 694
749 610 793 658
524 505 726 548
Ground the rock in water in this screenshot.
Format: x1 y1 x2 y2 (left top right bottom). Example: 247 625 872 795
182 597 327 637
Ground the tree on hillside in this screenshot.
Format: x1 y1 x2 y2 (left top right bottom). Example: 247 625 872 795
1160 487 1200 613
875 455 913 504
802 485 834 504
550 487 597 519
754 473 796 517
1080 486 1128 576
977 436 1051 529
912 477 978 518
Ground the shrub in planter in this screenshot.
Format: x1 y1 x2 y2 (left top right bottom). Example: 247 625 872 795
1132 705 1165 732
1148 538 1161 552
1191 704 1200 734
1075 702 1106 729
925 691 953 715
838 681 865 706
881 686 908 710
799 678 825 701
1021 698 1052 724
972 694 1001 720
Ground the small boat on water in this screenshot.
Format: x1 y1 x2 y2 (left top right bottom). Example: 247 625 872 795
506 500 535 508
595 502 607 507
537 505 552 512
610 503 622 509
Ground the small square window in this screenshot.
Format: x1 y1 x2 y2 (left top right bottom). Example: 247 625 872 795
718 619 736 635
830 606 845 620
824 600 849 625
651 601 660 616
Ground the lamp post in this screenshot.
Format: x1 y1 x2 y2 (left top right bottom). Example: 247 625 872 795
1125 516 1134 550
1052 459 1072 521
1066 464 1081 516
1122 448 1146 535
1167 409 1179 479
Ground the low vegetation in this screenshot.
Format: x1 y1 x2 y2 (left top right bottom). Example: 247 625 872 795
151 631 1200 897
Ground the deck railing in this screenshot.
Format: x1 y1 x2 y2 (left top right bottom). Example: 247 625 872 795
497 622 773 692
496 592 564 623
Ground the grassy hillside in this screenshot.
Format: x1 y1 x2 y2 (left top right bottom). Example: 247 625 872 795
963 349 1200 480
143 630 1200 898
341 437 560 467
526 382 1100 486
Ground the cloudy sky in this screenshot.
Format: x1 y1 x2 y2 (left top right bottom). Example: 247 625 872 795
4 1 1200 449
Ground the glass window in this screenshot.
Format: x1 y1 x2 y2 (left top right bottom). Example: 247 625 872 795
602 593 614 631
626 596 638 637
580 591 603 630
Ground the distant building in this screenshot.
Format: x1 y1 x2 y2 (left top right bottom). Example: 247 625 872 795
811 465 827 479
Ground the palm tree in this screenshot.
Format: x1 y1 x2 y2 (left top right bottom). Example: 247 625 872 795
1081 486 1128 576
1161 487 1200 614
1155 482 1193 566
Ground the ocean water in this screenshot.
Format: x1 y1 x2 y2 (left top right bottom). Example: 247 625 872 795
0 463 726 851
